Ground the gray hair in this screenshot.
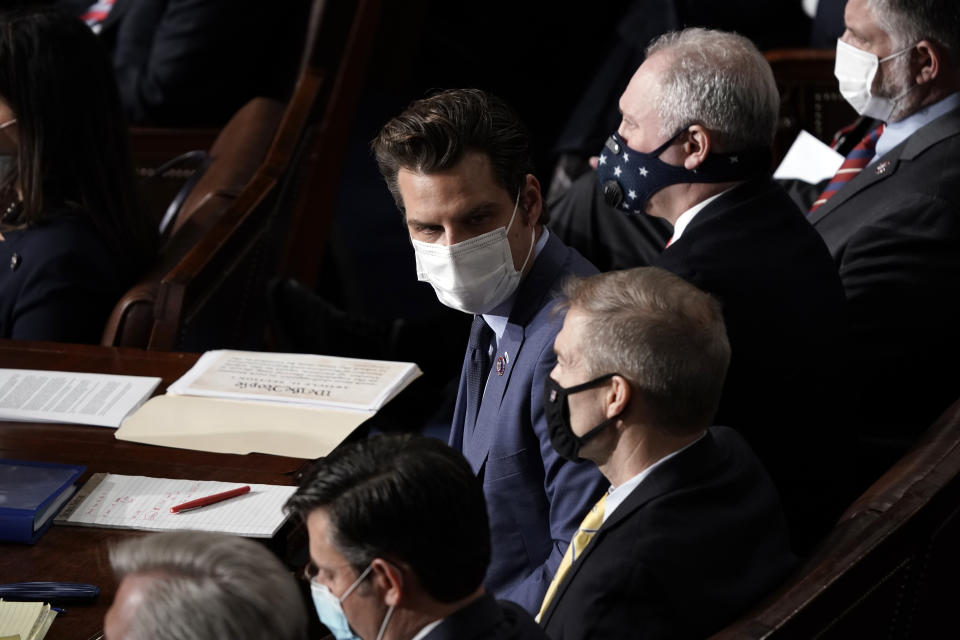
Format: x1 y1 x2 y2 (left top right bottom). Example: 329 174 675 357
866 0 960 57
645 28 779 151
562 267 730 435
109 532 307 640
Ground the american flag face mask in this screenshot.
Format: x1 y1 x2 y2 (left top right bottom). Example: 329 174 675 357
596 129 770 214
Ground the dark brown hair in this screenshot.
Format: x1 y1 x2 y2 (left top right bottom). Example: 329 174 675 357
371 88 537 218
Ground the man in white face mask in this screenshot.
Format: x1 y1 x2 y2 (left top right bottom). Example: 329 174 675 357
372 89 605 614
785 0 960 484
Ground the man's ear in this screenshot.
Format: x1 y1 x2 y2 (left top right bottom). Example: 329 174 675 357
682 125 712 170
371 558 405 607
520 173 543 227
914 39 940 85
606 375 631 419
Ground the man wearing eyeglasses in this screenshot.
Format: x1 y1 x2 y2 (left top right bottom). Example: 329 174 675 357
285 434 547 640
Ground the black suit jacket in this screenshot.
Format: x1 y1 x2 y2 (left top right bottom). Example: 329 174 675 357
58 0 307 125
539 427 797 640
806 106 960 459
0 213 123 342
425 594 547 640
654 178 852 552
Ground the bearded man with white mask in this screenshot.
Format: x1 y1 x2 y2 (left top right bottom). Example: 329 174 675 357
789 0 960 481
371 88 605 614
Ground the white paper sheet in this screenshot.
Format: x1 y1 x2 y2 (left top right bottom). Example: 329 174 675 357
167 350 421 411
55 473 296 538
773 130 845 184
0 369 161 428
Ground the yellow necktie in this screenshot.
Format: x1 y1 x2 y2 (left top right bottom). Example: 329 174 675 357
536 493 607 621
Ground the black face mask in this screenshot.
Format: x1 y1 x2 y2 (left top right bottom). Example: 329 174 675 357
595 130 771 214
545 374 620 462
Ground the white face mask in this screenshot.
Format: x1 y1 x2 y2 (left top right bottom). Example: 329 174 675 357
835 38 915 121
412 190 535 315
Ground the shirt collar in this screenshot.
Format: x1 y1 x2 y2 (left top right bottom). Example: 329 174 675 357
873 91 960 164
410 618 444 640
602 431 707 523
668 187 734 245
482 227 549 346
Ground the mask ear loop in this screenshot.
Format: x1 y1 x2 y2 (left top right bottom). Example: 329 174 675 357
376 605 395 640
0 118 15 131
506 186 537 274
339 564 373 603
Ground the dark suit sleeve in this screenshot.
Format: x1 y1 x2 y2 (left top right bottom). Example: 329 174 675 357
503 334 607 612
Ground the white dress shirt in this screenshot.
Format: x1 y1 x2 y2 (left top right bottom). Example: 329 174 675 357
603 432 707 523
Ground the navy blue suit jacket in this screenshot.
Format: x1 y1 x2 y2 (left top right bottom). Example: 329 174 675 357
0 214 123 342
449 232 606 613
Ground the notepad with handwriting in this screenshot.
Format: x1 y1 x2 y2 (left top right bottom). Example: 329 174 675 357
0 600 57 640
54 473 296 538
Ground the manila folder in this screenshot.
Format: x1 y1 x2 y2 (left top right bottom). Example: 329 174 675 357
115 395 373 458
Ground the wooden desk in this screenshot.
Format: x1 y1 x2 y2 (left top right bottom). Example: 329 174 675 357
0 340 309 640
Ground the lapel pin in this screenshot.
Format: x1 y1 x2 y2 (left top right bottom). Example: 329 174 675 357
9 252 20 271
496 356 506 376
875 160 891 175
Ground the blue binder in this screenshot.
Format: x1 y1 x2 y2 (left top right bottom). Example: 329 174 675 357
0 459 86 544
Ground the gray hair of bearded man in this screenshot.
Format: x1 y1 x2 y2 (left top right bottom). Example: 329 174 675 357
866 0 960 57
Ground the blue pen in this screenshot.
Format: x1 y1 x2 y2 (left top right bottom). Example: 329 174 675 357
0 582 99 602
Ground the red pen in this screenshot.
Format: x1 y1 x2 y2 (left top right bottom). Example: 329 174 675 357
170 485 251 514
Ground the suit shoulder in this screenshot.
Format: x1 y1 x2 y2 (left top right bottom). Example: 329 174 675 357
562 244 599 279
17 214 107 255
493 600 550 640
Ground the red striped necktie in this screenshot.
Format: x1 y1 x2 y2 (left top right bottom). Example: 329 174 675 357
81 0 116 29
810 123 885 213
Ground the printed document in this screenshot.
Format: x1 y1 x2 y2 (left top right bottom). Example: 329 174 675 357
167 350 421 411
0 369 160 428
117 350 422 458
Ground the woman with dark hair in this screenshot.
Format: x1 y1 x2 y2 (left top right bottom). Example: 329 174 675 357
0 7 156 342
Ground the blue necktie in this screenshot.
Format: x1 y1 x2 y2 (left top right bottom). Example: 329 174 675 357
464 315 493 441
